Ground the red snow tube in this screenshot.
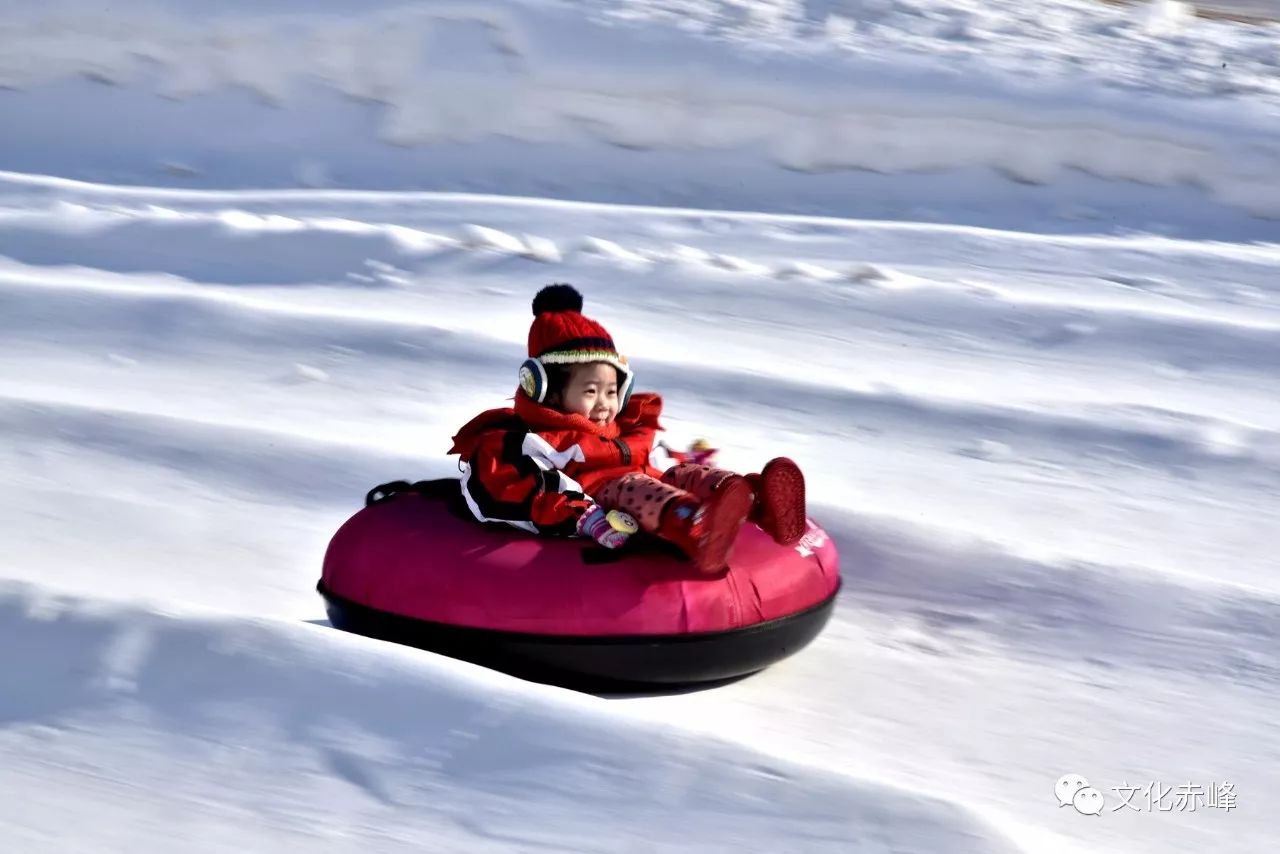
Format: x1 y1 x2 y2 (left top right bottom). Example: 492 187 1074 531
318 479 840 688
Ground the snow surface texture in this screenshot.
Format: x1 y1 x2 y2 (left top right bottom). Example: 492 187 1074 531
1181 0 1280 21
1 0 1280 234
4 582 1021 854
2 1 1279 853
2 174 1278 853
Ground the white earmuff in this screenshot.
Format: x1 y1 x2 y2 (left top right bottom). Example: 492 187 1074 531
618 368 635 411
518 358 549 402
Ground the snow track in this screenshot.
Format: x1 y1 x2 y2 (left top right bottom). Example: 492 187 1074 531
1 171 1277 851
1 583 1026 854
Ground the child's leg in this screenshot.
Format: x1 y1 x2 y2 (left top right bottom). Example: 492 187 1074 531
663 459 807 546
747 458 807 546
596 472 686 534
598 471 752 575
660 463 741 501
675 475 753 574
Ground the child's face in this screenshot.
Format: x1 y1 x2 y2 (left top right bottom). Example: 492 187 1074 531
559 362 620 427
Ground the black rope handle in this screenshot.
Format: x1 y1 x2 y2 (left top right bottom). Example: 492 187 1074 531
366 481 413 506
366 478 467 507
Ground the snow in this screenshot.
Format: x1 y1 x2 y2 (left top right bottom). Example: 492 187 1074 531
2 0 1280 233
5 582 1017 853
2 0 1278 852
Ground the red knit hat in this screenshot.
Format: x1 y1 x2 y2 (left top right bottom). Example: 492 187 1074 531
519 284 634 405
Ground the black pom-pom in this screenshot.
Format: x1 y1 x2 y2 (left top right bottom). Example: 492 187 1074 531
532 283 583 316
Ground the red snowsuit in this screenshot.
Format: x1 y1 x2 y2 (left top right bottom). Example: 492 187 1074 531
448 391 666 536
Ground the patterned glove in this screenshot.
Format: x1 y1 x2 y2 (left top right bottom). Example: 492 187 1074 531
577 505 637 549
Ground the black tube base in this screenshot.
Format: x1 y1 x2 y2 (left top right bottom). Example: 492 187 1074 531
317 581 839 693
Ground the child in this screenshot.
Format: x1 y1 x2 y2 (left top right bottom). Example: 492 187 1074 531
447 284 806 575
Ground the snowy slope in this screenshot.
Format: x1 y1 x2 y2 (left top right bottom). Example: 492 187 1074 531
4 582 1023 854
2 0 1280 234
2 1 1279 853
3 175 1277 854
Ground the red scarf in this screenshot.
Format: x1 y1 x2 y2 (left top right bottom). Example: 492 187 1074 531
449 389 661 461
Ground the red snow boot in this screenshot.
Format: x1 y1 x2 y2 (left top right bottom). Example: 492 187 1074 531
659 477 754 575
747 457 807 546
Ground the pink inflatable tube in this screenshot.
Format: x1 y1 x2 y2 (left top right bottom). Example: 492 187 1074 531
319 479 841 688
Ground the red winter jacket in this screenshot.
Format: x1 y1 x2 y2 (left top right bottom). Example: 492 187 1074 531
448 391 666 535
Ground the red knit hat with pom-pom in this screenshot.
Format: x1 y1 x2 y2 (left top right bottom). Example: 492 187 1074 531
519 284 633 404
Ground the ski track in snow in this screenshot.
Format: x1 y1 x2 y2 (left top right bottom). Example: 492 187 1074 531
1 173 1278 852
4 582 1026 854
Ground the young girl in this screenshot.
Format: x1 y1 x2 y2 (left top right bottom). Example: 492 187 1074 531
447 284 806 575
